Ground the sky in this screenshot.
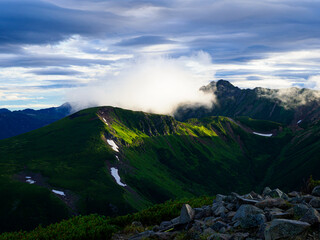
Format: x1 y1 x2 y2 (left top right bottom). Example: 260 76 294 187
1 0 320 111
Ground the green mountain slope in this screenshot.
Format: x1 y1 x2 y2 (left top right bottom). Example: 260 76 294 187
0 106 319 233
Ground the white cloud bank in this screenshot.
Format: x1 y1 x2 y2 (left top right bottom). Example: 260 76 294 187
67 52 215 115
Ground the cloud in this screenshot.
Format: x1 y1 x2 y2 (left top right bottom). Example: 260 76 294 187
305 75 320 90
67 52 215 114
115 35 175 47
30 68 82 76
0 0 118 46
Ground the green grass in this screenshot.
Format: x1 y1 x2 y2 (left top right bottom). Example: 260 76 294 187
0 106 320 233
0 196 213 240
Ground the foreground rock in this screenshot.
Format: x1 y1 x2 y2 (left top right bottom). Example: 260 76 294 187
126 185 320 240
264 219 310 240
232 204 266 228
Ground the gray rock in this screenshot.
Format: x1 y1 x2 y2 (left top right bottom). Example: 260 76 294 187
160 221 172 229
211 221 228 232
262 187 272 196
170 216 180 225
208 233 231 240
267 188 288 199
312 185 320 197
270 212 293 220
301 194 313 203
194 208 204 219
256 198 288 209
212 202 222 212
129 230 155 240
202 205 212 217
288 191 300 198
226 203 236 211
214 205 227 217
300 208 320 225
216 194 227 202
293 204 310 218
242 193 253 199
264 219 310 240
230 232 250 240
232 204 266 228
202 227 215 236
310 197 320 208
236 195 259 205
179 204 195 224
131 221 142 227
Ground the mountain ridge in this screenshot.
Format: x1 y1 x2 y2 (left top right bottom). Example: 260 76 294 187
1 105 320 233
175 80 320 126
0 103 72 140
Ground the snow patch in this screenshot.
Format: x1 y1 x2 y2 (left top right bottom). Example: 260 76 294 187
297 120 302 124
52 189 66 196
107 139 119 152
116 156 120 161
253 132 272 137
26 179 35 184
103 117 109 126
25 176 35 184
110 167 127 187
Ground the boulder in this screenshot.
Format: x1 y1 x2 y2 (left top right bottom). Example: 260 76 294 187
256 198 288 209
312 185 320 197
208 233 231 240
300 208 320 225
310 197 320 208
194 208 204 220
214 205 227 217
301 194 313 203
264 219 310 240
202 205 212 217
216 194 227 202
210 221 228 232
236 195 259 205
270 212 293 220
267 188 288 199
262 187 272 196
129 230 155 240
160 221 171 229
179 204 195 224
232 204 266 228
288 191 300 198
293 204 310 218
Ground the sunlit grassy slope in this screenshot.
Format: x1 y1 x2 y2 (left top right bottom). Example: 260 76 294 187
0 106 319 233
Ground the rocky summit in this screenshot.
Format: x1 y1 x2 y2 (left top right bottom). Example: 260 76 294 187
124 186 320 240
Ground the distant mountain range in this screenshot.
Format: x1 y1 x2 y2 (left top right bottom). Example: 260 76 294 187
0 103 72 139
175 80 320 125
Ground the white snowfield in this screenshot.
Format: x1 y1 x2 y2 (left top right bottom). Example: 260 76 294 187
110 167 127 187
52 189 66 196
253 132 272 137
116 156 120 161
107 139 119 152
25 176 31 179
297 120 302 124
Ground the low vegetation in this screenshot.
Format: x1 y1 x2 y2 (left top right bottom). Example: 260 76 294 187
0 196 213 240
